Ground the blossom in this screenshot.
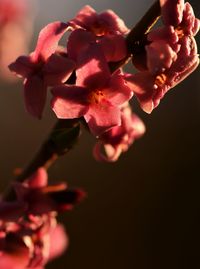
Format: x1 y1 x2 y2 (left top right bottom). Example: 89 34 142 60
51 43 133 136
69 5 129 36
0 168 85 268
127 0 199 113
9 22 75 118
93 103 145 162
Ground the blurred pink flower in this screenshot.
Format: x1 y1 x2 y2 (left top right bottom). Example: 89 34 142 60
9 22 75 118
0 168 85 268
93 103 145 162
0 0 33 81
52 44 132 136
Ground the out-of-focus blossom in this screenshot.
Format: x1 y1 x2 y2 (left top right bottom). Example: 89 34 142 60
127 0 199 113
52 43 132 136
0 0 33 81
0 168 85 268
9 22 75 118
93 103 145 162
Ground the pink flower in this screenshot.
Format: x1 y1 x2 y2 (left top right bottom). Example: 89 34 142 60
93 103 145 162
69 5 129 36
67 6 128 64
128 1 199 113
9 22 75 118
51 44 133 136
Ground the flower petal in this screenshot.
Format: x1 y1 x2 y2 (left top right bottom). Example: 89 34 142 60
51 85 89 119
85 99 121 136
160 0 185 26
33 21 69 61
43 53 75 86
98 34 127 62
103 71 133 106
24 76 47 119
8 55 35 78
67 29 95 61
76 43 110 89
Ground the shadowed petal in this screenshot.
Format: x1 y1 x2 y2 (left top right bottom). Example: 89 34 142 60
99 34 127 62
33 21 69 61
76 43 110 89
24 76 47 119
43 54 75 86
67 29 95 61
51 86 89 119
8 55 35 78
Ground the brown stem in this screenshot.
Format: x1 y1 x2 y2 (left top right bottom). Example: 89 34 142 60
126 0 161 55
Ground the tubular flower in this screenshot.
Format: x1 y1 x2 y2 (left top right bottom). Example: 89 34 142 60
93 103 145 162
9 22 75 118
0 168 85 268
127 0 199 113
51 44 133 136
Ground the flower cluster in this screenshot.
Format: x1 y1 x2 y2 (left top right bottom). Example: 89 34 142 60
0 168 85 268
0 0 32 81
126 0 200 113
9 1 199 161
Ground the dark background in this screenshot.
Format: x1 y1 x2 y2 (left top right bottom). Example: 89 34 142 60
0 0 200 268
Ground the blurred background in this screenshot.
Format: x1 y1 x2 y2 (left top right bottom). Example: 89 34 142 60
0 0 200 268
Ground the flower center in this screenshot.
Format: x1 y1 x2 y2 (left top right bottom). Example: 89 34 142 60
88 90 104 104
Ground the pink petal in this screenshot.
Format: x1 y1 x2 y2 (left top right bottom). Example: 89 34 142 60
93 142 121 162
43 53 75 86
49 225 68 261
27 168 48 188
85 99 121 136
67 29 95 61
98 34 127 62
24 76 47 119
51 85 89 119
146 40 177 75
69 5 97 29
8 55 35 78
160 0 185 26
99 10 129 34
33 21 69 61
181 2 200 36
76 43 110 89
103 71 133 106
125 73 158 114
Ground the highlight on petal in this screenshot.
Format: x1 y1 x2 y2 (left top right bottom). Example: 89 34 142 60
85 99 121 136
98 9 129 34
51 85 89 119
33 21 69 61
49 225 68 261
146 40 177 75
26 168 48 188
24 76 47 119
43 53 75 86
